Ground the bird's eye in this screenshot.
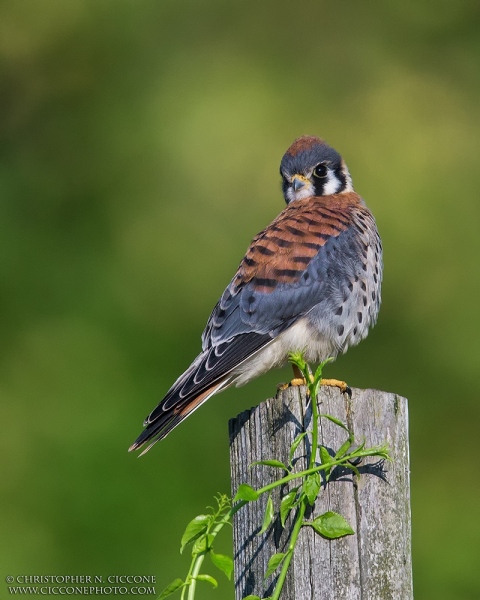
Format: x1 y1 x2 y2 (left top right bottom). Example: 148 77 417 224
313 163 328 178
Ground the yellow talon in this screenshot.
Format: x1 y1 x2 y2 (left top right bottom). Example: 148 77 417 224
290 377 306 387
320 378 351 395
277 376 311 390
277 374 314 389
279 370 351 396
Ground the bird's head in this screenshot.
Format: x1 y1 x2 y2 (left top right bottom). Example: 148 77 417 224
280 136 353 204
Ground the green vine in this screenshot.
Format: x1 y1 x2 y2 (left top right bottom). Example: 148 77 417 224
158 354 390 600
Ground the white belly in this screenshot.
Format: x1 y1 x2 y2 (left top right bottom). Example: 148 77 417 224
231 317 337 387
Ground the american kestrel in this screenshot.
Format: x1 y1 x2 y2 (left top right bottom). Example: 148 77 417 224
130 136 382 454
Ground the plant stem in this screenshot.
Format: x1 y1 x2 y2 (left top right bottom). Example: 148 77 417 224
269 357 323 600
270 498 308 600
251 443 388 499
185 500 247 599
256 450 334 493
181 561 193 600
308 374 320 471
186 552 205 600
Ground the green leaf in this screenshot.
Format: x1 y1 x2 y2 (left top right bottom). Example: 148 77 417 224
320 356 334 369
234 483 259 502
192 533 214 555
210 551 233 580
157 578 184 599
288 351 306 371
313 357 334 387
264 552 287 579
280 488 298 527
180 515 210 553
313 363 324 383
251 459 288 471
288 432 307 466
319 413 349 431
335 437 353 459
242 596 263 600
303 472 321 506
312 364 323 389
318 445 331 465
354 443 390 460
354 439 366 453
310 511 354 539
258 493 274 535
318 445 332 481
192 574 218 588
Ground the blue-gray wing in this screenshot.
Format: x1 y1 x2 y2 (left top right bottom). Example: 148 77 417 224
202 193 375 349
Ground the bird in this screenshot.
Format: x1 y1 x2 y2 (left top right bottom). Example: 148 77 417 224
129 135 382 455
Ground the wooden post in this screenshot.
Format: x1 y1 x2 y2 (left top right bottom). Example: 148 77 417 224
229 385 413 600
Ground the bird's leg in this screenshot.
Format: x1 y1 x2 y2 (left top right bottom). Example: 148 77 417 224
290 363 310 386
277 364 313 390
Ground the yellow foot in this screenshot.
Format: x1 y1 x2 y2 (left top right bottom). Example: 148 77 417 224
277 375 314 390
278 375 351 396
320 378 352 396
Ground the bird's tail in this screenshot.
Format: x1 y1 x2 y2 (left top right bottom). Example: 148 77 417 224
128 365 231 455
129 331 272 455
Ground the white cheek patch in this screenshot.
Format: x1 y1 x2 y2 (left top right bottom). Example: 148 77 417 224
323 170 341 195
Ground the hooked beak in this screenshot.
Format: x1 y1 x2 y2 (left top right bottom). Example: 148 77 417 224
292 174 308 191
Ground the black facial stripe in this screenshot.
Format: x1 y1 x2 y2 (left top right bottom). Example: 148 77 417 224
312 167 347 197
312 177 326 196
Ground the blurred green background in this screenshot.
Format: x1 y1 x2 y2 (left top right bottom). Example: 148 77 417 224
1 1 479 598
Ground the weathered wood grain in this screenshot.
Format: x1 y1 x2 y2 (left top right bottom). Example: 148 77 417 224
229 385 412 600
